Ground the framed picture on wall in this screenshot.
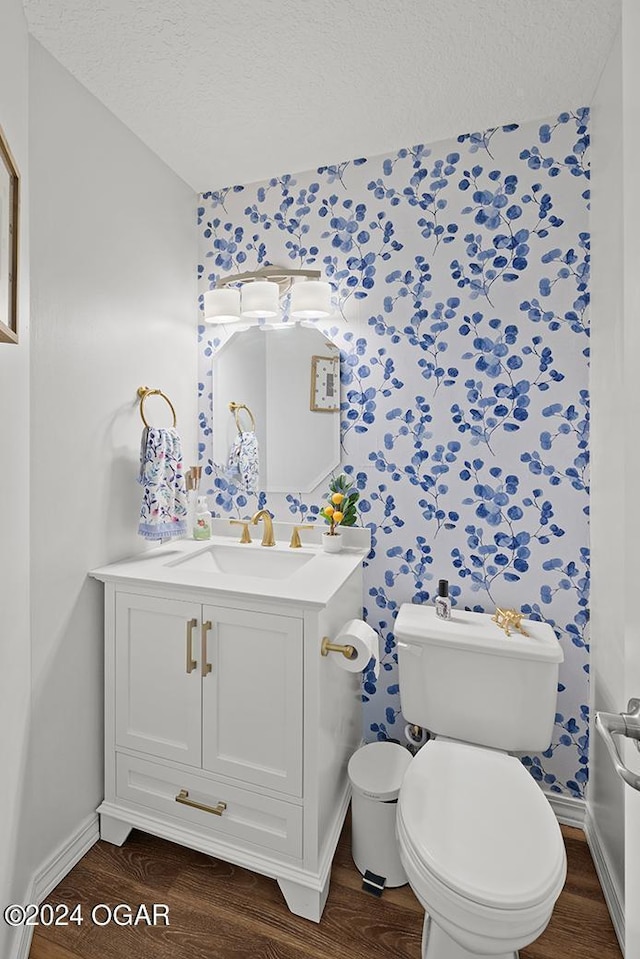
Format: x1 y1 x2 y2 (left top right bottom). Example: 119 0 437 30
0 122 19 345
310 354 340 412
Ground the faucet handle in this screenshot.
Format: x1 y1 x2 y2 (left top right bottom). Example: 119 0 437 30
290 525 314 549
230 519 252 544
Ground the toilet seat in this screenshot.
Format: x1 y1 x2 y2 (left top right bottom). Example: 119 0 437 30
399 739 566 909
397 739 566 954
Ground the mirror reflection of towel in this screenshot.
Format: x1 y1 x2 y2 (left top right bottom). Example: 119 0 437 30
138 427 188 540
228 430 259 494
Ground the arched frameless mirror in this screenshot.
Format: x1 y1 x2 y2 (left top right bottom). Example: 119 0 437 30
212 324 340 493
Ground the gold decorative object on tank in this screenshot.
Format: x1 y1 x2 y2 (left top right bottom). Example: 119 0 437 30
492 607 529 637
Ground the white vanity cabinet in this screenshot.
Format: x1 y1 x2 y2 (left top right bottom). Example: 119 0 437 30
114 594 303 795
91 536 367 923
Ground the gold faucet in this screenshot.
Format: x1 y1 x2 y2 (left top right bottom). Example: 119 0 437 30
251 509 275 547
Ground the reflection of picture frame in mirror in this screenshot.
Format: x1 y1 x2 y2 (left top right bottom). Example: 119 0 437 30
310 354 340 412
0 122 19 345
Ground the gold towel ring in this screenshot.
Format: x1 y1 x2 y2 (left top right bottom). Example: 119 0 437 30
229 401 256 433
137 386 177 428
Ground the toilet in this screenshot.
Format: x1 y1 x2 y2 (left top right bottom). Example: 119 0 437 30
394 604 567 959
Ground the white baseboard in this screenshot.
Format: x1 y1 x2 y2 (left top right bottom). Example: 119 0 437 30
584 810 625 956
14 813 99 959
546 791 586 828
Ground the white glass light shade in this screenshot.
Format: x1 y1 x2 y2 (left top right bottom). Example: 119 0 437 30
241 280 279 318
203 288 241 324
290 280 332 318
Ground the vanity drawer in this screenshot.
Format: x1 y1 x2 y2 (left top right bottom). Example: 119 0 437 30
116 754 303 859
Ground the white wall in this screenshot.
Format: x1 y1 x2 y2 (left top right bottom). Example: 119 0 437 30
590 20 626 919
26 39 197 884
0 1 31 957
620 3 640 954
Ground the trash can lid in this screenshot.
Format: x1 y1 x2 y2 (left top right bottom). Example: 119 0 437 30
348 741 413 801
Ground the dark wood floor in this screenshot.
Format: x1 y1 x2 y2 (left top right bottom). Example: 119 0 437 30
30 819 622 959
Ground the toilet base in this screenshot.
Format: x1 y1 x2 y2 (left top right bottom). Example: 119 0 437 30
422 914 517 959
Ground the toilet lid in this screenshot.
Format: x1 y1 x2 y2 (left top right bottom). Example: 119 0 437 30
399 740 566 911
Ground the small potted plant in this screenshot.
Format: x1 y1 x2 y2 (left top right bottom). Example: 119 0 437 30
320 474 359 553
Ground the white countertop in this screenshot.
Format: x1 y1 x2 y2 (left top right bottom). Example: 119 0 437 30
90 526 370 608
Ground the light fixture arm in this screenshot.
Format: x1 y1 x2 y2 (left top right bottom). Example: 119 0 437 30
216 266 322 296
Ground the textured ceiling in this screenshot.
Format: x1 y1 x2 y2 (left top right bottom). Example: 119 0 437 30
23 0 620 192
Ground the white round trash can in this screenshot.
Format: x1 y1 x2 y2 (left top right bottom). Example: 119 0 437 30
348 741 413 888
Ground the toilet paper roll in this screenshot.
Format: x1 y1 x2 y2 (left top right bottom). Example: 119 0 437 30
332 619 379 677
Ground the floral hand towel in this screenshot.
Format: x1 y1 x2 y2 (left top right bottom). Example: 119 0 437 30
138 427 188 540
228 430 259 494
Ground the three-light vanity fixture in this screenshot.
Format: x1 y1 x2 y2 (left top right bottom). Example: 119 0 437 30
203 266 332 325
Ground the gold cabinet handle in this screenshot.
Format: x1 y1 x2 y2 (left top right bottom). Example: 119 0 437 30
185 618 198 673
175 788 227 816
201 620 213 676
290 524 313 548
230 519 252 543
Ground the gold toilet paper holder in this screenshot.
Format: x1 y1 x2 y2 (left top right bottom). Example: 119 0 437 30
320 637 357 660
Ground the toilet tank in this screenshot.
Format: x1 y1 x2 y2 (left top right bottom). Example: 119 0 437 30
395 605 563 752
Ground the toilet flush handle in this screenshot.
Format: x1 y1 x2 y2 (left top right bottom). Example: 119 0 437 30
396 640 423 657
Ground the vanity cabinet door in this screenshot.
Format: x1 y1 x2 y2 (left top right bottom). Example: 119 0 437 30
201 606 303 797
115 593 202 766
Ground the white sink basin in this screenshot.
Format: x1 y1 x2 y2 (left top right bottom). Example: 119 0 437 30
168 543 314 580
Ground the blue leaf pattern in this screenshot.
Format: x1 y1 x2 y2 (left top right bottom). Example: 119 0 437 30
198 109 590 799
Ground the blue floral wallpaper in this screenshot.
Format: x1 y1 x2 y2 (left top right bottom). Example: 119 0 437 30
197 109 590 800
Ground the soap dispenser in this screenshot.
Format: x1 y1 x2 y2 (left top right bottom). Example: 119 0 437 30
193 496 212 540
